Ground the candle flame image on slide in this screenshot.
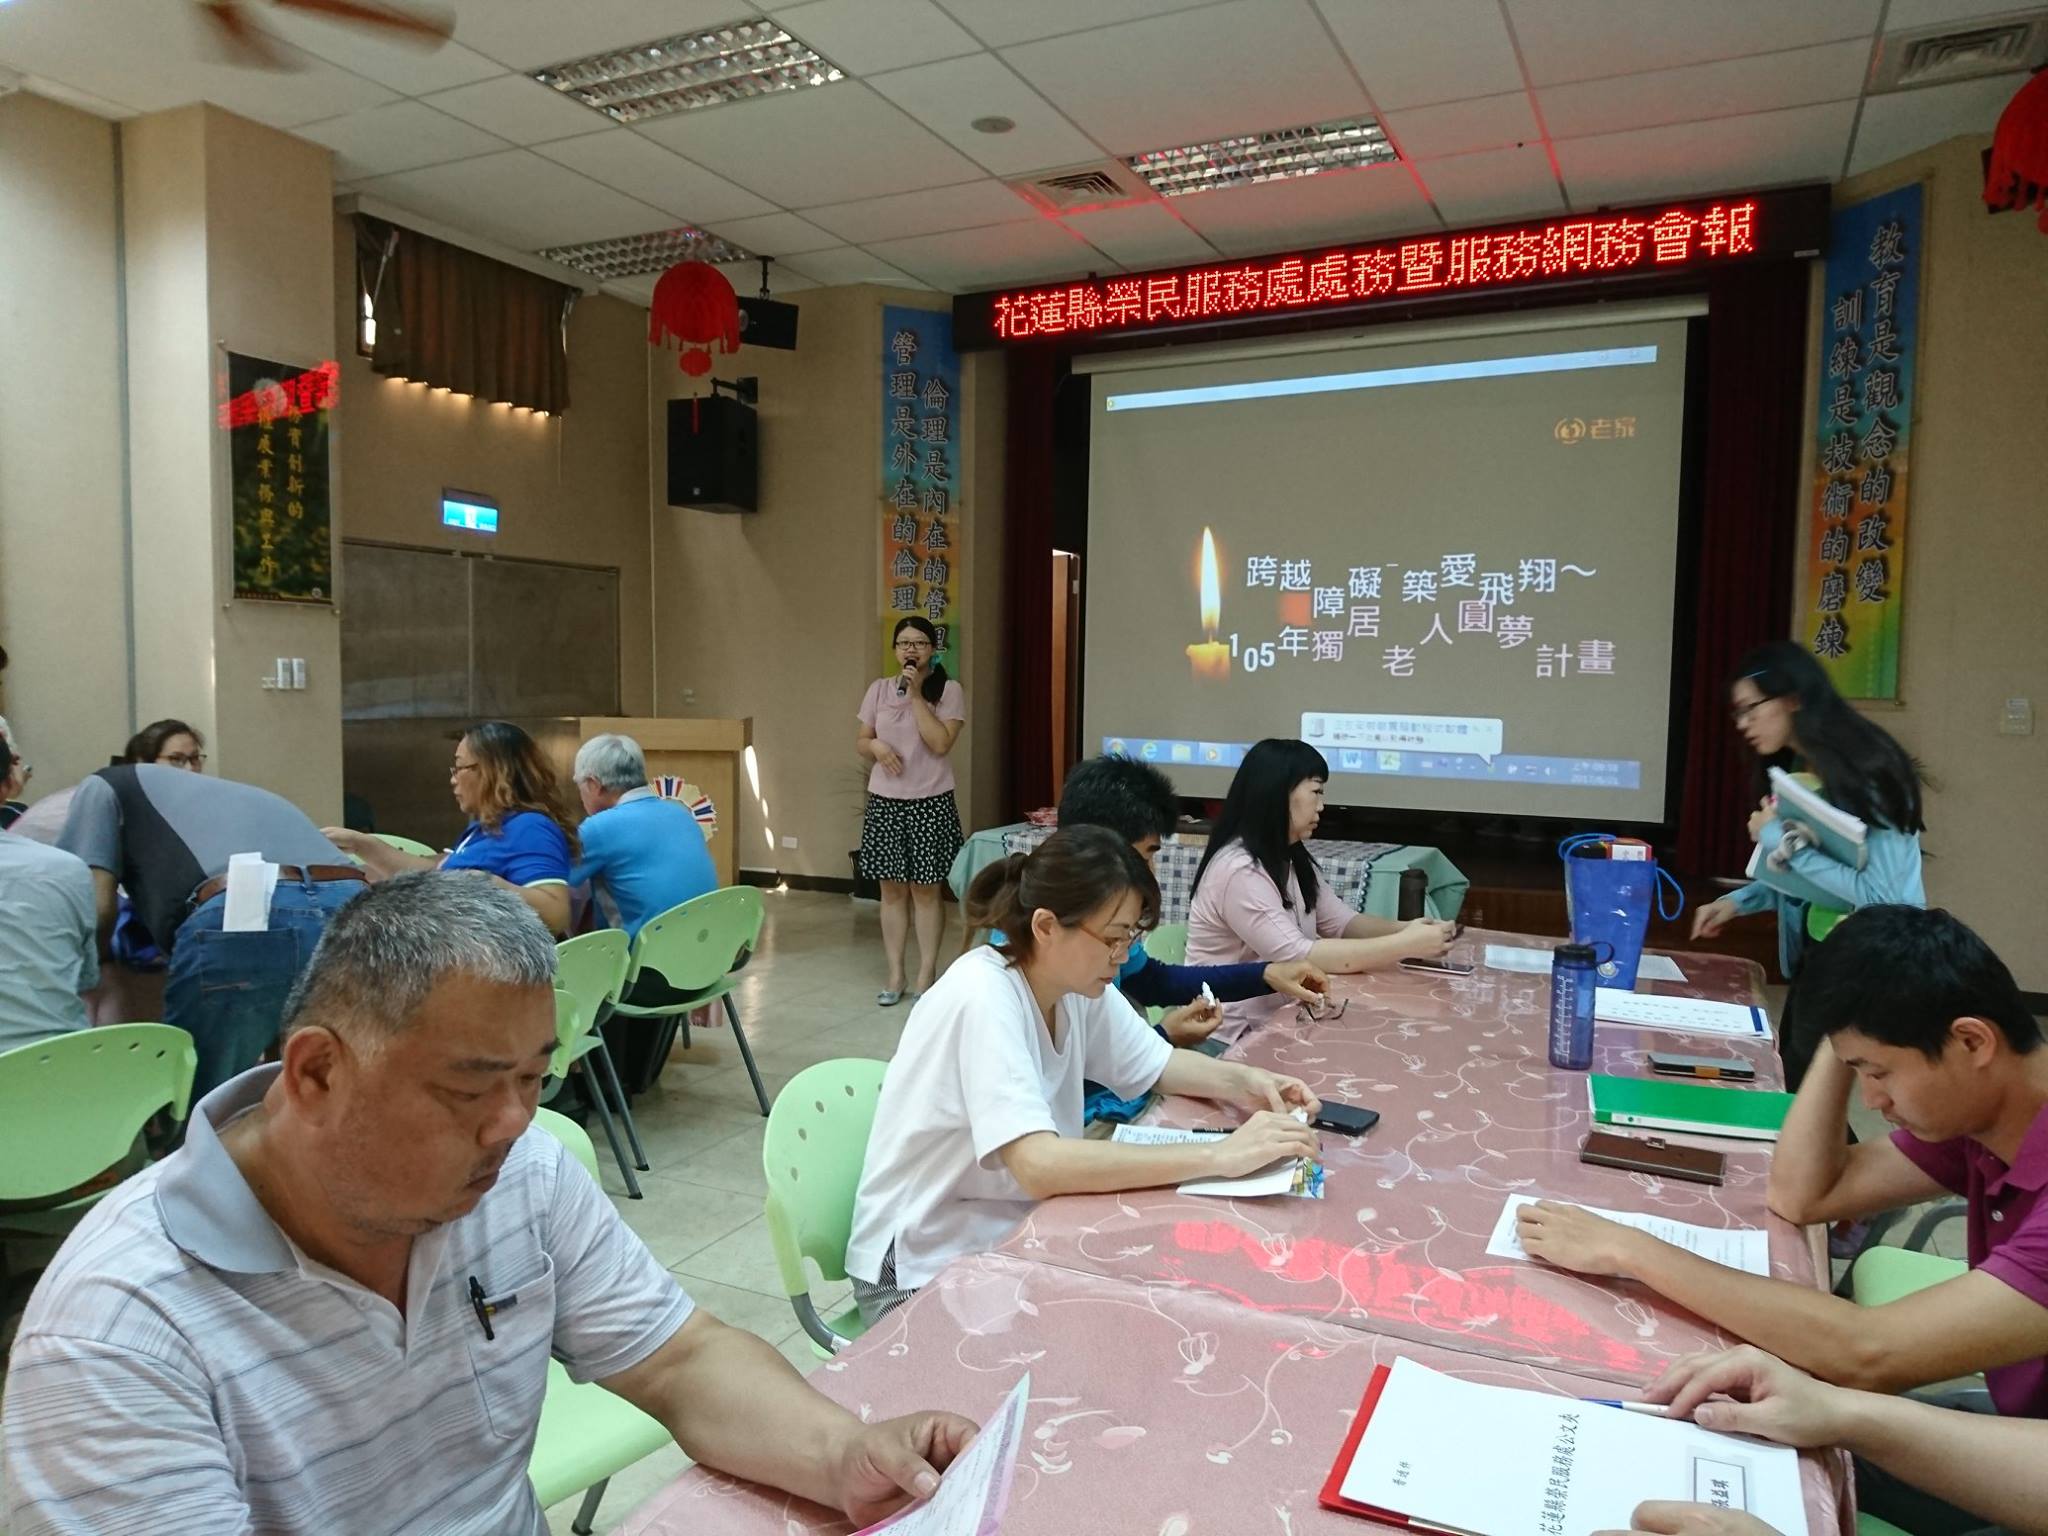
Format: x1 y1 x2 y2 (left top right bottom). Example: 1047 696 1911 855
1187 526 1231 681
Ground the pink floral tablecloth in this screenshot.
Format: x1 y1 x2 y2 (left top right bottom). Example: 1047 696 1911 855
621 1254 1849 1536
624 932 1848 1535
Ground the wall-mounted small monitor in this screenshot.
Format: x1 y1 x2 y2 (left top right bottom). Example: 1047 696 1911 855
442 489 498 534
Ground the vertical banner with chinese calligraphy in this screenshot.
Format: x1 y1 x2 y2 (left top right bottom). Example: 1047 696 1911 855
880 307 961 675
221 351 337 603
1804 185 1921 698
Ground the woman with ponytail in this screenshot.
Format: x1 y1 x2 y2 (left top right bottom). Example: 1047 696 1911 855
1691 641 1927 1085
844 825 1322 1323
857 616 967 1006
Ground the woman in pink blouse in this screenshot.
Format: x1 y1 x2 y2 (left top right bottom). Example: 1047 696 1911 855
1187 738 1452 1037
857 617 967 1006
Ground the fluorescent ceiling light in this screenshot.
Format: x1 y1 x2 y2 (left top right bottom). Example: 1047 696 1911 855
539 227 755 281
530 20 844 124
1126 117 1396 197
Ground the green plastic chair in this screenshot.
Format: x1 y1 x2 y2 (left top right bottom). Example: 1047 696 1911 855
546 989 644 1201
1138 922 1189 1026
1849 1246 1967 1308
0 1024 197 1209
763 1057 888 1357
553 932 646 1193
611 887 771 1116
527 1107 672 1536
375 832 440 858
1857 1514 1915 1536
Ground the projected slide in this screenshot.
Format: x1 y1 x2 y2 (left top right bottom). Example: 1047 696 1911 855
1084 309 1690 821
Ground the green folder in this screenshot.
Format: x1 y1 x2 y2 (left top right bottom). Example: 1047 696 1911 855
1588 1074 1795 1142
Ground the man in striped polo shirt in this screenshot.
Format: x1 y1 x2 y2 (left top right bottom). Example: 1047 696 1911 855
2 873 975 1535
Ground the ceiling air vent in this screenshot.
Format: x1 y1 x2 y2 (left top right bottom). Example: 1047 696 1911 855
1868 10 2048 92
1007 161 1155 215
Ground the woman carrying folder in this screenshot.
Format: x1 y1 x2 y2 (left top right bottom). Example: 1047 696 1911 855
1690 642 1926 1085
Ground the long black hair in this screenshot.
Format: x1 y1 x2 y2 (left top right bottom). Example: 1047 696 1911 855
1194 738 1331 911
1733 641 1926 833
892 616 950 705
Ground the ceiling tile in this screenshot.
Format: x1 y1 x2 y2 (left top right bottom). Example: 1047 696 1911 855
929 0 1220 49
260 14 507 96
1059 202 1217 267
532 129 775 221
1553 99 1859 209
448 0 769 71
768 0 980 74
865 217 1104 289
423 74 610 144
295 102 510 181
779 246 928 286
1172 161 1438 256
1412 145 1566 226
801 179 1034 242
1505 0 1883 88
357 148 676 250
1537 39 1870 140
1318 0 1527 110
0 0 397 128
1000 0 1370 156
1381 91 1543 160
867 53 1106 176
637 81 984 206
699 210 842 254
1849 72 2023 175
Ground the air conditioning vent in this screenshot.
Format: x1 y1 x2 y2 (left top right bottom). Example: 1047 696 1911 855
1869 11 2048 92
1007 162 1155 214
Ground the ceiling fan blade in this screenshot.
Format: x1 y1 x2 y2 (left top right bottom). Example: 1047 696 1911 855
267 0 454 47
198 1 303 70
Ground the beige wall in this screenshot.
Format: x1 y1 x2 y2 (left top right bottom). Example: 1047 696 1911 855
648 285 1008 880
1795 135 2048 988
0 91 129 788
333 235 654 716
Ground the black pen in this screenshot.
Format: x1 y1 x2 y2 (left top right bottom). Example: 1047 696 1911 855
468 1275 518 1340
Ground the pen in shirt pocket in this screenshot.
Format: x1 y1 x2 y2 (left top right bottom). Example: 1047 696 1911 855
468 1275 520 1341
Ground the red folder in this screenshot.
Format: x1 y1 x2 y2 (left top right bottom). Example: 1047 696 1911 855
1317 1363 1461 1532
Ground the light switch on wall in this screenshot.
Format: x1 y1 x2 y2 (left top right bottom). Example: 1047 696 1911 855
2000 697 2033 736
290 658 307 690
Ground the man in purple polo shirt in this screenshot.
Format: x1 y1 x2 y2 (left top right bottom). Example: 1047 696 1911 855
1510 905 2048 1536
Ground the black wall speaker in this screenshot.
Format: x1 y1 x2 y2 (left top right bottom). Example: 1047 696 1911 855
737 295 799 350
666 395 757 513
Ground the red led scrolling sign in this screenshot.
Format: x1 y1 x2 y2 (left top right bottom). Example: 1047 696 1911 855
216 361 340 430
954 186 1827 349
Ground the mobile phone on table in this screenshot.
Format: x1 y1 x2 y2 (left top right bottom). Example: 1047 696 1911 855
1648 1051 1756 1081
1310 1102 1380 1135
1580 1130 1725 1186
1399 957 1476 976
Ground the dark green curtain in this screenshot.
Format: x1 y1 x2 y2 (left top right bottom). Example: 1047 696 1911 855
354 214 577 414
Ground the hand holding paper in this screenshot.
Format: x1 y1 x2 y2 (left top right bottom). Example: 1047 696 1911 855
850 1375 1026 1534
1493 1194 1769 1278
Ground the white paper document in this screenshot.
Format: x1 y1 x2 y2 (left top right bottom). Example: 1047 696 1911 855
1485 944 1687 984
220 852 279 933
855 1373 1031 1536
1113 1119 1323 1199
1594 989 1768 1039
1340 1358 1805 1536
1486 1193 1770 1276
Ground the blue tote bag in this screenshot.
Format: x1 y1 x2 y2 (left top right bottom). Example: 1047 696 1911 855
1558 834 1684 988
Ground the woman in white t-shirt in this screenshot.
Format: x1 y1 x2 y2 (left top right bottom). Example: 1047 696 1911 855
845 825 1322 1324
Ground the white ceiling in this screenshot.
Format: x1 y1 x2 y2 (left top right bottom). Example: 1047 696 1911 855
0 0 2034 305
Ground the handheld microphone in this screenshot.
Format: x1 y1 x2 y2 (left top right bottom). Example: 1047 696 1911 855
895 676 909 697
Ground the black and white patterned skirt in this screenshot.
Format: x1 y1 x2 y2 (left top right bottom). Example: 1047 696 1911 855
859 790 963 886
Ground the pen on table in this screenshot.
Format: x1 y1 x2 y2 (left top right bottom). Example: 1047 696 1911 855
1582 1398 1670 1416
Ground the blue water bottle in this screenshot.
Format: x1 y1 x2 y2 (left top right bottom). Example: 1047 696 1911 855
1548 942 1600 1070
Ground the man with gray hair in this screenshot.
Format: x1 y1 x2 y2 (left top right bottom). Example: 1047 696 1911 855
2 872 976 1535
570 731 717 939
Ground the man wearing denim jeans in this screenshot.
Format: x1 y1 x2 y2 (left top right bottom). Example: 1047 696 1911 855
58 764 367 1102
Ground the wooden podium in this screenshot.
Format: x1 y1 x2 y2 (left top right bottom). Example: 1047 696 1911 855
550 717 752 887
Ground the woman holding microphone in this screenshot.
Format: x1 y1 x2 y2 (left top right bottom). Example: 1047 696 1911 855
857 617 966 1005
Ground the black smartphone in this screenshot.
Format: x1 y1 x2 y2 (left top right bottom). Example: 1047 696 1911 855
1399 957 1476 976
1311 1102 1381 1135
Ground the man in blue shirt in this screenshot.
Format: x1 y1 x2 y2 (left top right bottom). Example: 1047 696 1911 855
570 734 718 938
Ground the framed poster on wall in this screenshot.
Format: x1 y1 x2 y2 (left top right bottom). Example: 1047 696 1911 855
217 350 338 604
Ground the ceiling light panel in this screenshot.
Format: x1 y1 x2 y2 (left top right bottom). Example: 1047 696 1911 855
530 20 844 125
1126 117 1396 197
540 227 756 280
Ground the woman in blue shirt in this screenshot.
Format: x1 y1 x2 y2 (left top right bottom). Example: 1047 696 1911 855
327 721 579 934
1691 641 1926 1085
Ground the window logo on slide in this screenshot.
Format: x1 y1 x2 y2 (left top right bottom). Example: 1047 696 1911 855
1554 415 1636 446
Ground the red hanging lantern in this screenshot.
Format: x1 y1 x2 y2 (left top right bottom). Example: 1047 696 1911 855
1985 68 2048 232
648 261 741 377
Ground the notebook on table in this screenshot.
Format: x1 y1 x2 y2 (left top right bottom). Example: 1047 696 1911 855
1588 1074 1794 1143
